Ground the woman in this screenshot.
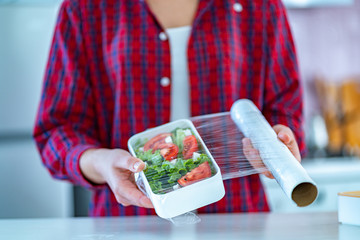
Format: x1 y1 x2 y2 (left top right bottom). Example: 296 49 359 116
34 0 304 216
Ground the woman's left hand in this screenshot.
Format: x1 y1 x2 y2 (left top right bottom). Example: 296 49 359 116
242 124 301 179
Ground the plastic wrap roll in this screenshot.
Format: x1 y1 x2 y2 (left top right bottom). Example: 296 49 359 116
230 99 318 207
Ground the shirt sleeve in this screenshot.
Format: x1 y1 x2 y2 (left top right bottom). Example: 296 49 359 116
262 0 306 156
33 0 103 189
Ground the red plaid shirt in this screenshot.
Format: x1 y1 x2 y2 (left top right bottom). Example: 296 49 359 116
34 0 305 216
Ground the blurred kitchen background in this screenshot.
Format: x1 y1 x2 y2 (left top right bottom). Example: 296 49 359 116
0 0 360 218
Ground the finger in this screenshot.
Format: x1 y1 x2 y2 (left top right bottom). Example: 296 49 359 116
242 138 259 160
108 169 153 208
114 195 132 207
278 131 292 145
115 155 146 173
263 170 274 179
242 138 274 179
139 195 154 208
273 125 301 163
119 184 154 209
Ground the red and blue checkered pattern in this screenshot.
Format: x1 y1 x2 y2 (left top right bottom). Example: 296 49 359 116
34 0 304 216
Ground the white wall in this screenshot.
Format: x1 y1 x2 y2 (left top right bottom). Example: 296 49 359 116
0 4 60 134
0 2 74 218
0 140 73 218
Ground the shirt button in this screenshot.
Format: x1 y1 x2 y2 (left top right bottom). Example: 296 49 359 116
233 2 243 12
160 77 170 87
159 32 168 41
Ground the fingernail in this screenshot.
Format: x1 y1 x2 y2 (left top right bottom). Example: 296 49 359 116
278 133 285 138
133 161 141 171
278 133 288 141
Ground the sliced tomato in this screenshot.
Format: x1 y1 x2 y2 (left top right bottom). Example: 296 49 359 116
144 133 172 152
177 161 212 187
182 135 198 159
159 143 179 161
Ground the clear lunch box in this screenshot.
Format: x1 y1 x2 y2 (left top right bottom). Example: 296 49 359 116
128 119 225 219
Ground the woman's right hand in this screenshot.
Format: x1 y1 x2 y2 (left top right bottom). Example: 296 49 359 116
79 148 154 208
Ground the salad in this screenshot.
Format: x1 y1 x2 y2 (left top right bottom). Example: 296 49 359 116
134 128 216 194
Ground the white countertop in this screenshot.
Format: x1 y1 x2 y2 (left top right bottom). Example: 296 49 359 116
1 212 359 240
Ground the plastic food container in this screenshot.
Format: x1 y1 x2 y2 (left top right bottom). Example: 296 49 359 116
338 191 360 226
128 119 225 219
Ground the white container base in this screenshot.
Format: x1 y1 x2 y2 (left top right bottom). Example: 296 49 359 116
338 191 360 226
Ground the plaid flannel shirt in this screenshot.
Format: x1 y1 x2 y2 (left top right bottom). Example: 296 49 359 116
34 0 304 216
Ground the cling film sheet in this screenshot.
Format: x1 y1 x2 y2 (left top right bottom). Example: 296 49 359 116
191 112 267 180
128 99 318 225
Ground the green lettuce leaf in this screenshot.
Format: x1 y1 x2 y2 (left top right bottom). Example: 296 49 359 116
174 129 187 153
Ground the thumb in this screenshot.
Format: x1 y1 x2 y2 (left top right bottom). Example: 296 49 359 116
117 155 146 173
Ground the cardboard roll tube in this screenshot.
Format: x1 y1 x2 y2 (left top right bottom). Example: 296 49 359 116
230 99 318 207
